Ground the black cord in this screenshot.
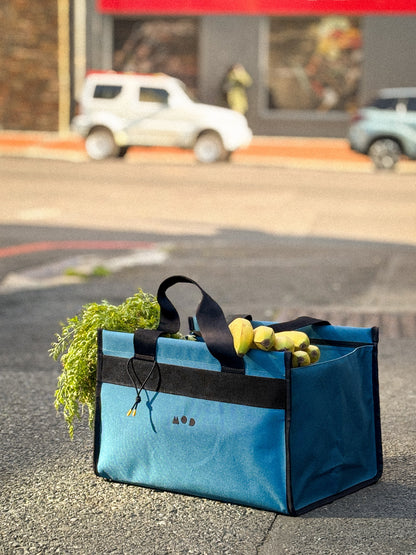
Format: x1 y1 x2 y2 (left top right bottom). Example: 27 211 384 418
126 357 159 417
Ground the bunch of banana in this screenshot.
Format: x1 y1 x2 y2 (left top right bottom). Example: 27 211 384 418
228 318 321 367
274 330 321 367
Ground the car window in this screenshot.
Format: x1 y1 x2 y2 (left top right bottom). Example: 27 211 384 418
407 97 416 111
139 87 169 104
370 97 397 110
93 85 122 99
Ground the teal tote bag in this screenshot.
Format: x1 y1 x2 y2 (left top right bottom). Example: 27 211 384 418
94 275 382 515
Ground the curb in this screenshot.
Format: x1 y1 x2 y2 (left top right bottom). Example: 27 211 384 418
2 131 415 172
0 130 370 166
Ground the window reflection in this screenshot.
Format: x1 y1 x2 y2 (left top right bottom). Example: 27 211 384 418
268 17 362 112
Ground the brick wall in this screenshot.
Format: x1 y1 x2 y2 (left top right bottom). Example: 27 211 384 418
0 0 59 131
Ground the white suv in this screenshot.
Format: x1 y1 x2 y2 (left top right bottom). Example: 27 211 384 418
72 71 252 163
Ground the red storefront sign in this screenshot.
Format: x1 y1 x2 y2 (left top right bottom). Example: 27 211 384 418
97 0 416 14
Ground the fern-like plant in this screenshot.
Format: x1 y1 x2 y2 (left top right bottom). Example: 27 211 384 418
50 289 162 438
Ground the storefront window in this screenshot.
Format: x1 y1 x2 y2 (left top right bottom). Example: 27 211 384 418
113 18 199 94
267 16 362 112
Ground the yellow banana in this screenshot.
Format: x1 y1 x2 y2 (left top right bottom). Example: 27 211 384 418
228 318 254 356
252 325 275 351
291 350 311 367
273 332 295 352
306 344 321 364
281 330 310 350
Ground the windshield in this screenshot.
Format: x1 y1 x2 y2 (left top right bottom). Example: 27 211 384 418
367 97 398 110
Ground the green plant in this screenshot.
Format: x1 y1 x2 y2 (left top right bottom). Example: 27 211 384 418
50 289 163 438
64 265 111 279
91 265 111 277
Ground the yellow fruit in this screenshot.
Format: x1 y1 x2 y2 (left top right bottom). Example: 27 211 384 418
291 350 311 367
228 318 254 356
306 344 321 364
281 330 310 350
273 332 295 352
252 325 275 351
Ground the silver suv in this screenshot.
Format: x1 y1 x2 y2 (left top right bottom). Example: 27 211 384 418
72 71 252 163
348 87 416 170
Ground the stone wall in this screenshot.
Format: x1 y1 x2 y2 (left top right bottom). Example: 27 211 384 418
0 1 59 131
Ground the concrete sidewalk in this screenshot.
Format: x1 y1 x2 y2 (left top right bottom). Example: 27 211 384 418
3 129 416 172
0 129 373 169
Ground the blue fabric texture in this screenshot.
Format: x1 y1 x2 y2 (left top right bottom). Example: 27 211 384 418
289 345 379 511
95 323 382 515
97 384 288 513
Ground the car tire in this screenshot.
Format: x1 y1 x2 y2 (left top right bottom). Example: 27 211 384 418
194 132 228 164
368 138 401 170
85 127 120 160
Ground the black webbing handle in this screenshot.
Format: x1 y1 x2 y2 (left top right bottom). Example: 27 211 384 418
270 316 330 332
135 275 245 373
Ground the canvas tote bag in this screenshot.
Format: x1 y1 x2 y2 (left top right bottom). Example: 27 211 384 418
94 275 382 515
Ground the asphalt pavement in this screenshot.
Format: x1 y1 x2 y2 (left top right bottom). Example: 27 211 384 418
1 229 415 554
0 144 415 554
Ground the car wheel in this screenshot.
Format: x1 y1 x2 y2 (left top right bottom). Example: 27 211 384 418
368 138 401 170
194 132 228 163
85 127 120 160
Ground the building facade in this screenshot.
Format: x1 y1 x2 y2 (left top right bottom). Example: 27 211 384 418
1 0 416 136
83 0 416 137
0 0 61 131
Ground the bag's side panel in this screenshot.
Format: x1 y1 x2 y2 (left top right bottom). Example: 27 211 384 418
289 344 381 513
95 382 289 513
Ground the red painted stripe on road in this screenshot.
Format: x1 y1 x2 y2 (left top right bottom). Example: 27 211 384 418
0 240 155 258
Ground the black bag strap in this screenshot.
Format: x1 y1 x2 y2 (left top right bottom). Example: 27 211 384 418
134 275 245 374
188 314 252 337
270 316 330 332
133 329 165 360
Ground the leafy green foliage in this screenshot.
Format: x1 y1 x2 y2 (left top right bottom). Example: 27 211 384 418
50 289 162 438
64 265 110 278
